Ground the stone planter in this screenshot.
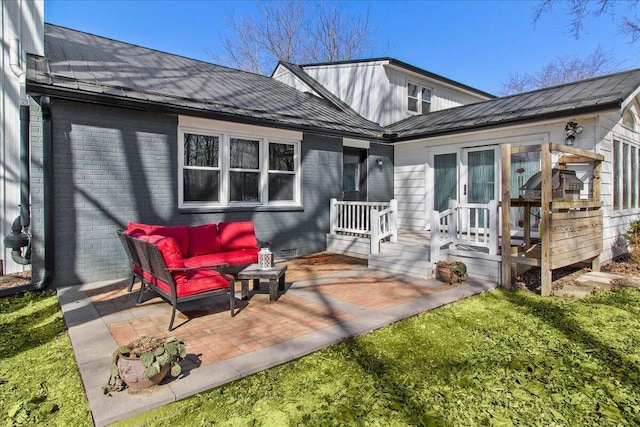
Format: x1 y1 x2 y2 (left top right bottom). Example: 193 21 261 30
436 261 467 284
436 266 462 284
116 356 170 390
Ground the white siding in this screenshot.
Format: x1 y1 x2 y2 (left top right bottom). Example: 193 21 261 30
1 0 44 274
397 110 640 267
302 60 490 127
394 148 427 229
271 64 320 97
598 104 640 263
303 61 392 125
393 116 612 242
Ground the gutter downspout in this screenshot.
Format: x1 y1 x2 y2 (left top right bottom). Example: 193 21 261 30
36 96 53 289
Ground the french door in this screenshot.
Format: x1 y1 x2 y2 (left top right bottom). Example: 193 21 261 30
462 147 498 230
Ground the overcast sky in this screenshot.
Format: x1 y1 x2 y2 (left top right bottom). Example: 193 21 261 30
45 0 640 95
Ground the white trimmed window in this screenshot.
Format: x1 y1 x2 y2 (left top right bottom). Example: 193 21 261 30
178 118 301 208
408 82 432 114
623 109 637 131
613 139 640 211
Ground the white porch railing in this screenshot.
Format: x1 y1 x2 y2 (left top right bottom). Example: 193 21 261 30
329 199 398 254
430 199 499 265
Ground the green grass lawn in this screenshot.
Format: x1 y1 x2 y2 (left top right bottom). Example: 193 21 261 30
2 288 640 426
0 291 91 426
116 288 640 426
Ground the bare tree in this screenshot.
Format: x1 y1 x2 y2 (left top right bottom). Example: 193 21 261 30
533 0 640 42
210 1 376 75
501 46 620 94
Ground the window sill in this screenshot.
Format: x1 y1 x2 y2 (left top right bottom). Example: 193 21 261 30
179 204 304 214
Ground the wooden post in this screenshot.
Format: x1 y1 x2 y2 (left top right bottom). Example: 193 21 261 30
390 199 398 243
430 209 441 266
330 198 337 235
489 199 499 255
501 144 512 290
448 199 457 243
540 143 552 296
592 158 602 272
523 203 531 250
370 207 379 254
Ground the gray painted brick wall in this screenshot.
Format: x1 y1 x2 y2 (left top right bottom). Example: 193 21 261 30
29 99 366 287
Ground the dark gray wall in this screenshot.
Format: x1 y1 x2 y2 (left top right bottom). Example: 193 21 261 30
30 99 358 287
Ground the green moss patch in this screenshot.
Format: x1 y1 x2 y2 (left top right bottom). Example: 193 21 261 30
0 292 91 426
118 288 640 426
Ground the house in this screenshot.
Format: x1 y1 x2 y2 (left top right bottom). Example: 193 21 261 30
13 21 640 291
24 24 394 286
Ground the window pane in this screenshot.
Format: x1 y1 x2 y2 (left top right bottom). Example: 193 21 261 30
408 83 419 98
624 143 630 210
614 140 621 210
269 143 294 171
269 173 294 201
230 138 259 169
421 101 431 113
183 169 219 202
184 134 218 167
408 98 418 112
421 88 431 102
434 153 457 212
623 110 636 130
633 147 638 208
230 171 259 202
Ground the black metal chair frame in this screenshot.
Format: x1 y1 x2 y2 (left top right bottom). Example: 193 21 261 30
121 232 236 331
117 230 144 292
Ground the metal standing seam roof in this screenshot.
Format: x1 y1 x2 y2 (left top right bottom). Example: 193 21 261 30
387 68 640 141
28 25 640 144
27 24 387 139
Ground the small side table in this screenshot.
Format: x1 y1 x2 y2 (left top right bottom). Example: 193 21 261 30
237 263 287 301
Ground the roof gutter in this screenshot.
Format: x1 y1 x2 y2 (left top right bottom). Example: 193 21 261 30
389 101 623 143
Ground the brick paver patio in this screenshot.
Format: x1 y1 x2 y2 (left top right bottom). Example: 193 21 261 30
58 252 497 426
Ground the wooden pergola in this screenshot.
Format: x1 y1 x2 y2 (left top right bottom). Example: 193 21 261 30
501 143 604 296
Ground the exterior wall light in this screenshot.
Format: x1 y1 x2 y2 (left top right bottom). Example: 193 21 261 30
376 158 383 169
565 121 583 146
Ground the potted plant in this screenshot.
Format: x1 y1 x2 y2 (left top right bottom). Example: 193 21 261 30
103 335 186 394
436 260 467 284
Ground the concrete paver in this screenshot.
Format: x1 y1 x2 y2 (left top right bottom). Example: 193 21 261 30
59 259 498 426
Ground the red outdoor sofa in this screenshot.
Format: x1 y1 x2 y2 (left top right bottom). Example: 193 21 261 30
117 221 267 330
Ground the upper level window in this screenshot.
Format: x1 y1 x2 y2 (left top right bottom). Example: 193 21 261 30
623 109 637 131
178 119 301 209
408 82 432 114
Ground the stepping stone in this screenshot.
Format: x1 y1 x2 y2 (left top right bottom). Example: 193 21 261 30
554 284 596 299
618 277 640 289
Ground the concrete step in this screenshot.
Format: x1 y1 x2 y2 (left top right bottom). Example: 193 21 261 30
379 241 431 258
368 253 433 278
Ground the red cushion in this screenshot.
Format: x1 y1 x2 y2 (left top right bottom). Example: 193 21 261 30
156 274 229 297
139 235 186 285
165 225 190 257
124 228 146 238
185 248 259 268
218 221 258 251
188 223 223 257
128 222 168 236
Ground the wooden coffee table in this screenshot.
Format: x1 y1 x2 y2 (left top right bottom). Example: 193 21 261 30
237 263 287 301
